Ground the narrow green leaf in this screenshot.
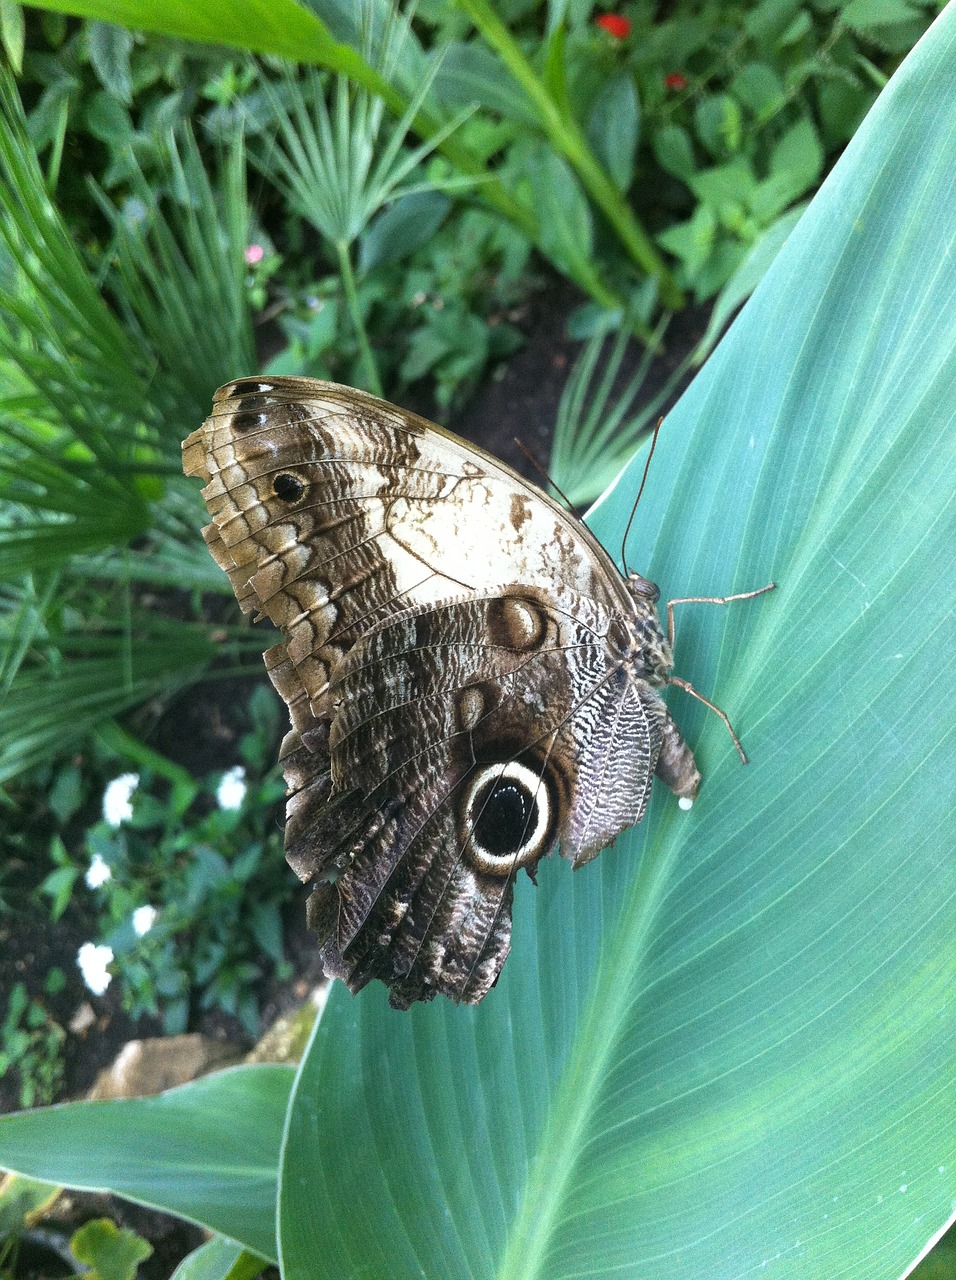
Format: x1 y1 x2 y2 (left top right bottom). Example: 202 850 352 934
0 0 24 74
0 1067 294 1263
278 11 956 1278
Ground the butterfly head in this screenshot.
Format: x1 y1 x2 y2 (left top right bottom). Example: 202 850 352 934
625 571 660 605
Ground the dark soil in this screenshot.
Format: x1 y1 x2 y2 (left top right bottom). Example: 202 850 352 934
0 276 711 1277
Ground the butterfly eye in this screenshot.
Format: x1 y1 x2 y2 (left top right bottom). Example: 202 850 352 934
462 761 553 875
628 573 660 604
273 472 305 503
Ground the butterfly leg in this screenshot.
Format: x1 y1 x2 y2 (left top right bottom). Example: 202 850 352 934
667 676 749 764
665 582 776 650
665 582 775 765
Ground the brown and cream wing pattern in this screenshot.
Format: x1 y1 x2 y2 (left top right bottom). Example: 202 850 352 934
295 589 665 1007
183 377 665 1008
182 376 627 725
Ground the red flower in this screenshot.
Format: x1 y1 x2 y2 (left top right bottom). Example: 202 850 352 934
596 13 631 39
665 72 688 91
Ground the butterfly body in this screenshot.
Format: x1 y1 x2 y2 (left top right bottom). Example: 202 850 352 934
183 378 701 1009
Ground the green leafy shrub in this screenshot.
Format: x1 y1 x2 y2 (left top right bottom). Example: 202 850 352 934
0 978 65 1109
56 688 291 1036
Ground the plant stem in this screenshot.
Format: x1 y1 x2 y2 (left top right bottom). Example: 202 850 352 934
336 240 383 397
457 0 683 308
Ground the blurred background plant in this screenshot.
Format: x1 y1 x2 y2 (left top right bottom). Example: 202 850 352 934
0 0 942 1086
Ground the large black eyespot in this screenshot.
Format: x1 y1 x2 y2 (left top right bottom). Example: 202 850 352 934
461 760 553 875
273 472 305 502
473 778 538 857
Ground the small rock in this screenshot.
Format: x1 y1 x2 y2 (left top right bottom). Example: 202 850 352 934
68 1003 96 1035
88 1035 243 1101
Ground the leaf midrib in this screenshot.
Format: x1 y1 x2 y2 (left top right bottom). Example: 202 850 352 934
496 819 682 1280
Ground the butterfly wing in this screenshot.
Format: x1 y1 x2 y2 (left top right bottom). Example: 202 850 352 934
183 378 666 1007
286 589 666 1007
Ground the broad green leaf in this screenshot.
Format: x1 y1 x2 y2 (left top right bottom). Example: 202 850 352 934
585 73 640 193
0 1066 294 1263
528 148 594 282
651 122 696 181
429 40 538 126
29 0 340 65
170 1235 267 1280
842 0 923 30
694 202 807 360
749 116 824 222
694 92 743 158
730 61 785 119
279 10 956 1279
359 190 452 273
70 1217 152 1280
86 21 134 104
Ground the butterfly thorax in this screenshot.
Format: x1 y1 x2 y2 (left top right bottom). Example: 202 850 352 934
606 571 673 687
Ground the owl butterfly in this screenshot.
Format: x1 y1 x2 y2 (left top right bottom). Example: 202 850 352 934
183 378 771 1010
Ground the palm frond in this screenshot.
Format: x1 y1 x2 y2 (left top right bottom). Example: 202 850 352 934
255 60 476 252
94 129 256 433
550 315 694 508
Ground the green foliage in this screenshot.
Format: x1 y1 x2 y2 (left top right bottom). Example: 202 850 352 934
0 1172 63 1278
0 1172 61 1236
70 1217 152 1280
0 63 263 785
0 12 953 1280
269 198 530 411
21 0 934 358
169 1235 267 1280
67 687 291 1035
0 980 64 1109
912 1227 956 1280
0 1066 293 1263
625 0 939 300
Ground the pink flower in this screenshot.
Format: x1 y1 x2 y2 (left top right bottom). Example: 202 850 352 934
245 243 265 266
665 72 688 91
596 13 631 38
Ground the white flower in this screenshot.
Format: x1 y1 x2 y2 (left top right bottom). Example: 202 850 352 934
85 852 112 889
132 905 158 936
77 942 114 996
216 765 247 811
102 773 139 827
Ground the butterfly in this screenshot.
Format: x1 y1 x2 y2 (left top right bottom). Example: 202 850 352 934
183 378 772 1009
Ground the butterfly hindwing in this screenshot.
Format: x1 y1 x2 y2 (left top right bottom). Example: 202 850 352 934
282 590 664 1006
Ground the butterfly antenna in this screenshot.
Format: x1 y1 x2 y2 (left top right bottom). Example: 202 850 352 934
514 437 576 510
621 416 663 575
